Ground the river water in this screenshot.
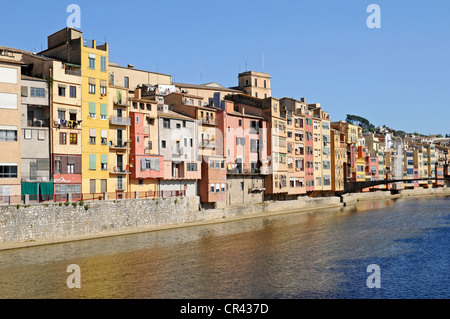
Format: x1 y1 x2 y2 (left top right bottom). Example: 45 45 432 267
0 196 449 299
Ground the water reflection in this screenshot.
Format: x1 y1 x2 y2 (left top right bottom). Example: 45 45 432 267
0 197 449 299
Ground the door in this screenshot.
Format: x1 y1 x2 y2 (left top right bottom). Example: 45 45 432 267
90 179 96 194
117 155 123 172
101 179 107 193
117 129 123 147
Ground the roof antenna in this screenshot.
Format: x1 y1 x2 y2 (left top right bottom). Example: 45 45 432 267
245 61 248 72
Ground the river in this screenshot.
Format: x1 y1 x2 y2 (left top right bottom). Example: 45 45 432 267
0 196 449 299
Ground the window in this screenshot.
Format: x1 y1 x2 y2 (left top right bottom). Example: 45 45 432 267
161 140 166 149
89 83 96 94
236 137 245 146
124 77 129 89
255 79 258 87
139 179 144 186
69 86 76 98
101 137 107 145
90 155 97 170
0 129 17 141
190 138 193 147
100 56 107 72
100 104 107 120
90 136 96 145
210 160 215 169
210 184 215 193
59 132 67 145
58 110 65 121
240 182 244 191
183 121 186 128
101 155 108 171
24 129 32 139
90 179 96 194
70 111 77 122
239 120 242 127
0 165 17 178
89 102 96 118
110 74 114 85
221 184 226 193
67 164 75 174
163 119 170 129
100 86 107 96
89 56 95 69
187 163 198 172
58 86 66 97
176 123 181 129
250 139 259 153
54 157 61 174
216 161 220 169
184 138 187 147
216 184 220 193
30 87 45 97
70 133 78 145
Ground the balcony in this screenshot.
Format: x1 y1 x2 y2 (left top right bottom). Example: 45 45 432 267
201 118 217 126
28 119 49 128
109 141 130 151
113 97 129 107
110 116 131 126
201 140 216 149
172 148 184 157
64 66 81 76
227 166 269 175
110 167 130 175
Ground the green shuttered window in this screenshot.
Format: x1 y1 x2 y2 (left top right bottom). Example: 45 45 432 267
89 155 96 170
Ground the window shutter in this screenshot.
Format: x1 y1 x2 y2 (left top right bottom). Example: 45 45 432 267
89 102 96 114
101 155 108 164
89 155 96 170
21 86 28 97
100 104 108 116
141 158 146 171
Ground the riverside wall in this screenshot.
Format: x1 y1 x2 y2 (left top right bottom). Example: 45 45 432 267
1 187 449 249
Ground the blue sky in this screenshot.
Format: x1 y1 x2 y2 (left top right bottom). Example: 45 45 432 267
1 0 449 135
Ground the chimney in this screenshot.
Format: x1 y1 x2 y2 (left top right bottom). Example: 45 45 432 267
128 64 134 69
300 97 305 103
135 88 141 100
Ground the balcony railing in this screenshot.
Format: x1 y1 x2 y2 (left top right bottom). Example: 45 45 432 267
113 97 129 107
201 118 217 125
110 167 130 175
109 141 130 150
201 140 216 148
110 116 131 126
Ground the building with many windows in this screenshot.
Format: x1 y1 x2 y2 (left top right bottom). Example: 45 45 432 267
0 48 23 198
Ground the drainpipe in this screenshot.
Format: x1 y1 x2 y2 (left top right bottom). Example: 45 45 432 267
48 67 53 186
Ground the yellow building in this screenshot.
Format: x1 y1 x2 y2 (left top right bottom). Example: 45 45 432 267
0 48 24 197
80 39 110 194
40 28 111 194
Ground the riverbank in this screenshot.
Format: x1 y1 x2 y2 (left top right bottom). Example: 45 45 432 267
1 187 449 251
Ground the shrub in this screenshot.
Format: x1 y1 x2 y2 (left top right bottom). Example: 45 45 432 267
59 202 63 207
64 202 70 207
79 201 84 206
72 203 78 208
84 204 89 211
16 204 20 209
174 199 178 205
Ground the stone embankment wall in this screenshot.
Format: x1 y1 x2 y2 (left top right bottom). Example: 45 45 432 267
1 187 449 248
0 197 200 244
